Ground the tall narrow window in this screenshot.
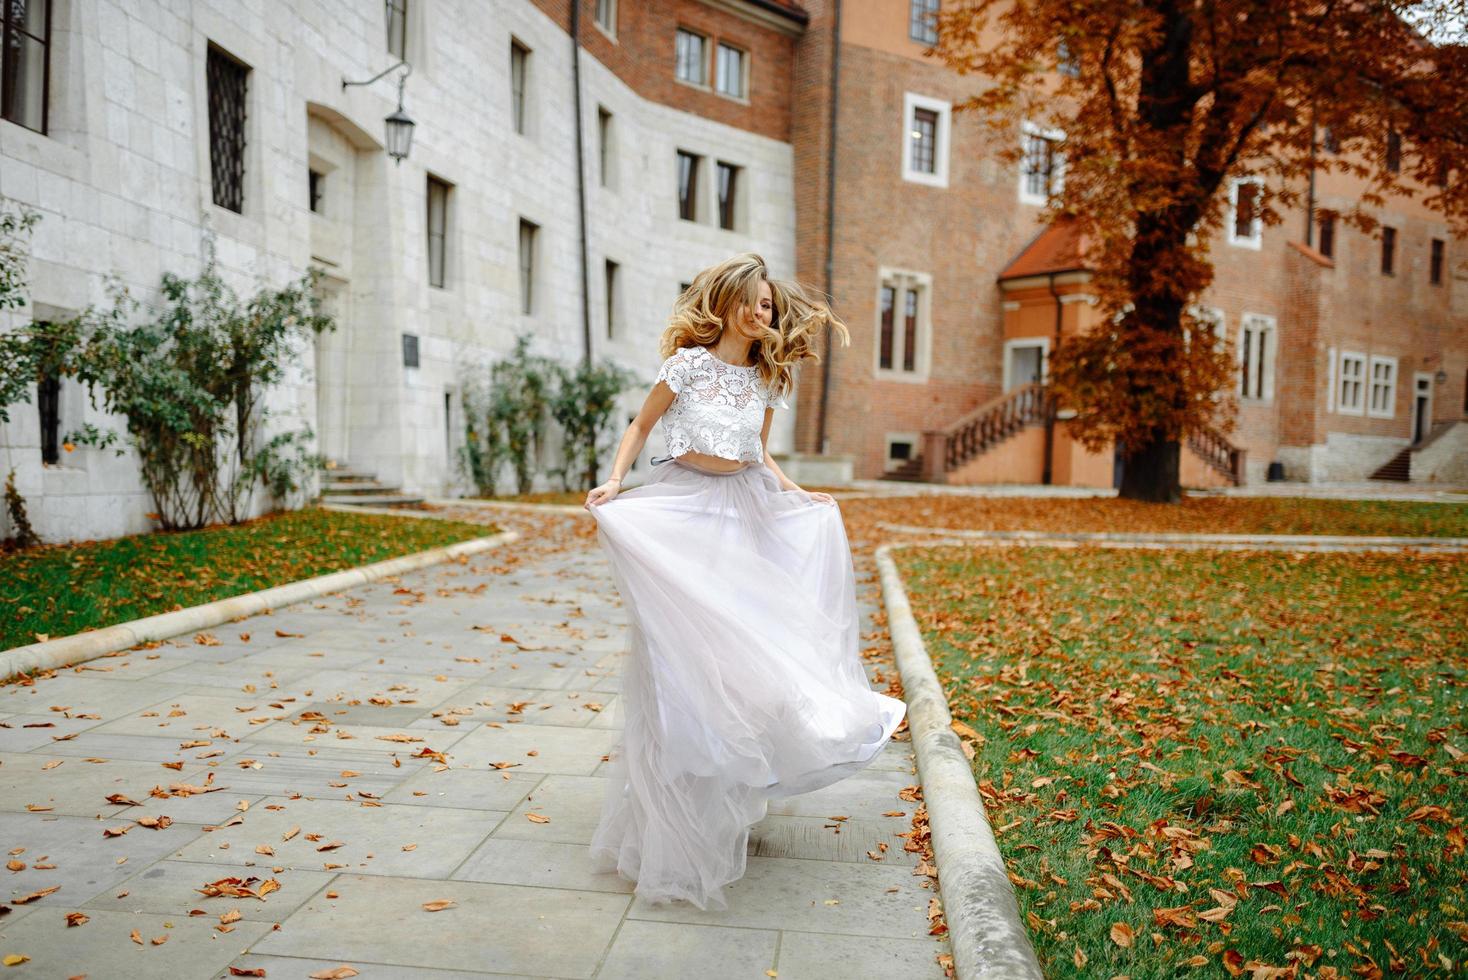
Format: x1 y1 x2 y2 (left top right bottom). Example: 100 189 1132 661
402 333 420 368
1338 352 1365 414
427 175 449 288
510 40 529 136
1385 127 1401 172
909 0 939 44
878 286 896 370
38 372 59 465
1321 126 1339 154
902 289 918 371
1021 128 1060 203
1368 356 1397 418
1056 37 1079 78
1 0 51 133
385 0 408 59
594 0 616 36
1381 226 1396 275
1238 314 1276 401
1228 177 1261 248
715 43 745 98
1430 238 1444 285
597 106 614 188
675 28 706 85
604 260 619 339
910 108 938 175
676 150 700 221
1317 211 1335 258
716 161 739 230
518 219 538 315
308 169 325 213
877 272 929 375
207 43 250 214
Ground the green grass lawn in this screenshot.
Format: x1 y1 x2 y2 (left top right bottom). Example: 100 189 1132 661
0 507 499 651
898 545 1467 977
852 496 1468 538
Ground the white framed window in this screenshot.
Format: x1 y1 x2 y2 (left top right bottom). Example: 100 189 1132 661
1237 312 1276 401
676 149 702 221
715 43 746 99
594 0 617 39
1185 304 1226 353
674 28 707 86
1228 177 1263 249
1326 347 1337 413
1368 355 1397 418
1018 120 1064 205
1003 338 1049 391
875 269 932 378
885 431 923 472
902 92 950 187
1337 350 1366 414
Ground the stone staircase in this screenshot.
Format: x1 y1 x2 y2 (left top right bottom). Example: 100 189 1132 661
1369 447 1413 482
318 461 425 507
879 455 927 482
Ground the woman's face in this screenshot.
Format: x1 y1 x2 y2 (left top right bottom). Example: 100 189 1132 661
732 279 773 340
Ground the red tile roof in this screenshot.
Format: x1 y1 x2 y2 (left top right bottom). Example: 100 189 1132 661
997 220 1092 280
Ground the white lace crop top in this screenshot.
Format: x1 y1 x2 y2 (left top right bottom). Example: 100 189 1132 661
654 345 790 463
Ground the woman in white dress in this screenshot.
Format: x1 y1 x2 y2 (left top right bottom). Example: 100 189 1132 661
583 252 907 911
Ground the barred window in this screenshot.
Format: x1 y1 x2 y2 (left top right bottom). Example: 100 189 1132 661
1022 131 1058 201
909 0 939 44
1381 226 1395 275
385 0 408 59
1 0 51 133
1317 211 1335 258
207 43 249 214
1430 238 1444 285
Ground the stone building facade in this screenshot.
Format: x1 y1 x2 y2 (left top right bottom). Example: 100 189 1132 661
785 0 1466 487
1 0 1463 546
0 0 807 543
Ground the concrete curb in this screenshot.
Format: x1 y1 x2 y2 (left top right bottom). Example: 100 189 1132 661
875 542 1044 980
0 528 520 685
877 523 1468 553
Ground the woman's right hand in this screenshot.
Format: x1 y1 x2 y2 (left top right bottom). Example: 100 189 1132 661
585 478 622 509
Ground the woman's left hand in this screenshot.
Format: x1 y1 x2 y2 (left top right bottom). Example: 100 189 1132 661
805 490 836 506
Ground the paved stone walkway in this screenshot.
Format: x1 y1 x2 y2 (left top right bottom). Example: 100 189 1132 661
0 513 948 979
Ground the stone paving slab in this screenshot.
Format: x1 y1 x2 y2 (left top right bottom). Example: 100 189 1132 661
0 533 947 978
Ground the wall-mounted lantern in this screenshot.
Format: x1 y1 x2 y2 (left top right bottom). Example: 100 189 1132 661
342 61 415 165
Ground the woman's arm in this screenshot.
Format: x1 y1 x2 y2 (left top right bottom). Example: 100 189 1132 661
586 382 676 508
759 406 835 505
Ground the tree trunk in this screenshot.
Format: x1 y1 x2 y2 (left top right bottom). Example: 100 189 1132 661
1119 433 1181 503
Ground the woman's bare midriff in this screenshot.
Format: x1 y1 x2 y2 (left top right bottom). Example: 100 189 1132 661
674 450 755 473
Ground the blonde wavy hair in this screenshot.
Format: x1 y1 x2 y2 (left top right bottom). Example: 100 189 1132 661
659 252 851 403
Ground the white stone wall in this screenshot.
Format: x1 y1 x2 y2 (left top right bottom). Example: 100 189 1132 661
1 0 800 543
1410 421 1468 485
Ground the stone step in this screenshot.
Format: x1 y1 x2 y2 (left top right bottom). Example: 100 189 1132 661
320 493 426 507
323 480 399 494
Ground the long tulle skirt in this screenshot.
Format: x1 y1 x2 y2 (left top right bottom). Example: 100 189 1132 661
585 455 907 911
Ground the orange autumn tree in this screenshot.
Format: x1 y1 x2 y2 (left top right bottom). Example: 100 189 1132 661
931 0 1468 502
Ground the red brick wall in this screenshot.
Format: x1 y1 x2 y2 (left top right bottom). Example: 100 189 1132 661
529 0 800 143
